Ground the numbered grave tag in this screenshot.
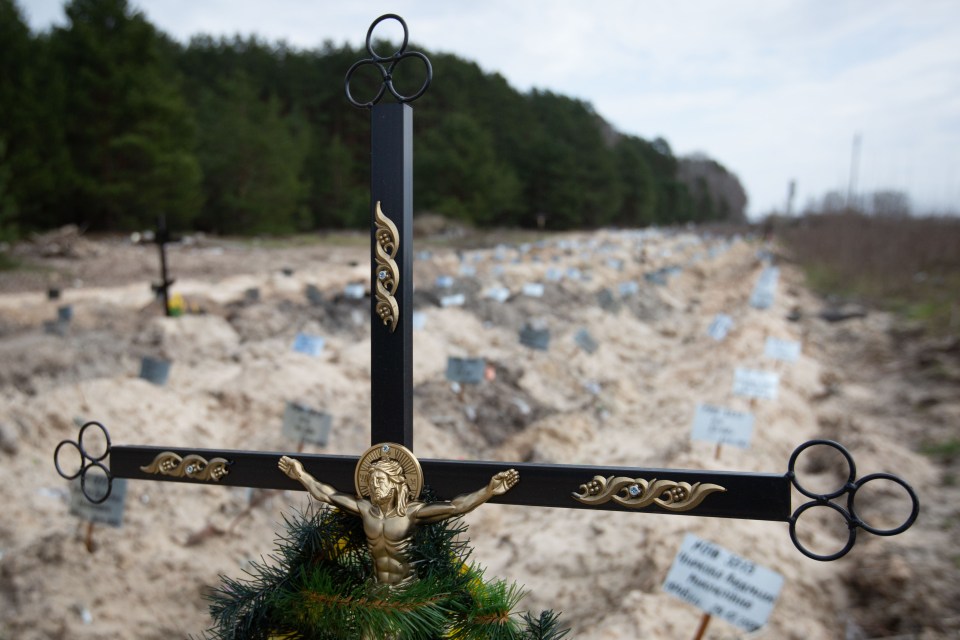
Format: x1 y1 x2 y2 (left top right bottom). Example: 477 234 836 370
574 328 599 354
445 357 486 385
663 533 783 633
292 333 325 357
519 324 550 351
521 283 544 298
435 275 455 289
764 337 801 362
691 403 754 449
707 313 734 341
69 476 128 528
243 287 260 303
282 402 332 446
732 367 779 400
458 264 477 277
57 305 73 322
545 267 563 282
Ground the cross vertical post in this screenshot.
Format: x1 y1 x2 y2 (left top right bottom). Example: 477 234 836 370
153 214 173 317
370 103 414 449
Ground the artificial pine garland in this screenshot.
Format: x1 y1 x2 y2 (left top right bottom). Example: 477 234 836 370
201 492 570 639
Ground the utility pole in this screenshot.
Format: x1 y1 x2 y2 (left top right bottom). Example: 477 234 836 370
847 134 861 210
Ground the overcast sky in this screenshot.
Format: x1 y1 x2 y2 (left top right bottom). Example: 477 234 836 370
21 0 960 218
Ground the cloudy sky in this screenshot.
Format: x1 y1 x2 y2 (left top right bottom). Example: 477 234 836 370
22 0 960 218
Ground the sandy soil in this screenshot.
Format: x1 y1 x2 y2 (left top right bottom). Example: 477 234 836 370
0 228 956 639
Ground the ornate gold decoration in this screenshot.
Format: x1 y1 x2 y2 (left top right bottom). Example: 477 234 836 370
278 444 518 586
374 201 400 332
572 475 725 512
355 442 423 501
140 452 230 482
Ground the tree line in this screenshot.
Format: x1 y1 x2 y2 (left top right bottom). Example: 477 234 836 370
0 0 748 238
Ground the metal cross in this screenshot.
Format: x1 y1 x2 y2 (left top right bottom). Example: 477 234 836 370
55 14 917 564
152 214 175 317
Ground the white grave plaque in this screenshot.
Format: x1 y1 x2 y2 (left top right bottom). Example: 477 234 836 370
292 333 325 357
435 275 455 288
707 314 734 341
663 534 783 633
521 283 544 298
691 404 754 449
764 337 801 362
282 402 332 446
749 266 779 309
732 368 779 400
69 476 128 528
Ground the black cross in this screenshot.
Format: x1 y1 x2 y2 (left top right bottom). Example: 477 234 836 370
55 14 917 564
151 214 175 317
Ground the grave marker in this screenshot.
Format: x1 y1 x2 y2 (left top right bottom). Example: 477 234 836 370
69 475 128 528
707 314 734 341
574 328 599 354
439 293 465 308
521 282 545 298
282 402 332 447
435 275 455 288
597 288 621 312
292 333 325 357
663 533 783 634
445 357 486 384
764 337 801 363
749 266 779 309
138 357 171 386
732 368 779 400
691 404 754 450
483 286 511 303
520 322 550 350
305 284 323 306
343 283 365 300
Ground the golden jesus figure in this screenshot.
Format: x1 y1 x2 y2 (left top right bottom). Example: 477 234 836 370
279 443 519 586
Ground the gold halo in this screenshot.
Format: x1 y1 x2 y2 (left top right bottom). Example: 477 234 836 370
355 442 423 501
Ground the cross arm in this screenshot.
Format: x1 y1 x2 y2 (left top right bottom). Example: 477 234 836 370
56 424 919 561
111 446 789 521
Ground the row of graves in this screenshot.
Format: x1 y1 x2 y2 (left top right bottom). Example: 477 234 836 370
0 15 920 640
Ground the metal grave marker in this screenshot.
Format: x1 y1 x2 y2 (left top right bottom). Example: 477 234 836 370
445 357 486 385
55 17 918 626
597 288 621 312
764 337 801 363
520 322 551 350
483 285 511 303
435 275 455 288
138 356 171 386
691 403 754 450
663 533 783 633
282 402 332 447
69 475 128 528
343 283 365 299
439 292 466 308
732 367 779 400
292 333 326 357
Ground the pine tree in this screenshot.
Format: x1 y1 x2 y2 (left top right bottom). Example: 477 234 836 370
52 0 202 231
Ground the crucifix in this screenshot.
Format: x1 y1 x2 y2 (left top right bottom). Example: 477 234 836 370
55 11 918 617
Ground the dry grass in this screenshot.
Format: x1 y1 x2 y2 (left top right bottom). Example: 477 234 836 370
778 211 960 334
